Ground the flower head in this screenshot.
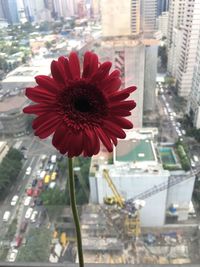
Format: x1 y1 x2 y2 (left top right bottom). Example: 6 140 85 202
23 51 136 157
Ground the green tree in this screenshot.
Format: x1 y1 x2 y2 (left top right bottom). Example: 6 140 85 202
17 228 51 262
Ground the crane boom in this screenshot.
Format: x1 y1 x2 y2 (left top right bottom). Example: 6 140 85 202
103 169 124 208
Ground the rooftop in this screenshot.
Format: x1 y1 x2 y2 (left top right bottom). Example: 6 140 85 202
116 139 155 162
0 95 27 112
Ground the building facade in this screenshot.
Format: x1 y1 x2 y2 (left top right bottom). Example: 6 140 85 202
157 11 168 38
187 35 200 128
167 0 200 97
157 0 169 16
0 0 19 24
167 0 185 77
140 0 157 36
176 0 200 97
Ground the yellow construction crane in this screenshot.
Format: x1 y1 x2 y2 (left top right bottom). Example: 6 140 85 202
102 169 142 238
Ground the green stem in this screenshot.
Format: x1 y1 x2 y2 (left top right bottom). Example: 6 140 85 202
68 157 84 267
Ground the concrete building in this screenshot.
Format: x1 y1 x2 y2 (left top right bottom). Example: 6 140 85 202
1 59 51 92
177 0 200 97
0 141 9 163
0 0 19 24
53 0 76 19
157 11 168 38
167 0 200 97
89 129 196 227
187 35 200 129
100 0 133 37
140 0 157 36
167 0 185 78
0 95 29 136
157 0 169 16
96 38 158 127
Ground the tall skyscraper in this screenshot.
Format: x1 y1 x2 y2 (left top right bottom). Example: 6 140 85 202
140 0 157 36
100 0 158 127
157 0 169 16
187 34 200 129
0 0 19 24
167 0 200 97
177 0 200 97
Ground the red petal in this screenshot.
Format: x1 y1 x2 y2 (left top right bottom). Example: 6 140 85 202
95 128 113 152
58 56 73 80
35 75 60 93
91 62 112 82
109 109 131 117
110 135 118 146
25 86 56 104
108 86 137 101
83 129 100 156
32 112 60 129
103 120 126 139
101 78 121 93
109 70 121 79
51 60 66 85
82 52 98 78
34 116 61 139
109 116 133 129
69 52 80 79
109 100 136 110
68 131 83 157
52 124 67 149
23 104 54 115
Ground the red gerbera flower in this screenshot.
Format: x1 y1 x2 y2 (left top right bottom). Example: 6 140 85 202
23 51 136 157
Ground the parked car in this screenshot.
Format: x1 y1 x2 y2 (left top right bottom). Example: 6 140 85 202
3 211 11 222
24 196 32 206
30 211 38 223
7 249 18 262
37 180 43 189
26 188 33 196
32 179 38 187
25 208 33 219
34 198 43 206
25 166 32 175
10 195 19 206
10 236 22 248
33 189 40 198
20 221 28 233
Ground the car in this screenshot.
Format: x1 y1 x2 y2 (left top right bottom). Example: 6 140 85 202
26 188 33 196
30 211 38 223
34 198 43 206
49 164 54 171
3 211 11 222
32 179 38 187
10 236 22 248
7 249 18 262
20 146 27 151
10 195 19 206
24 196 32 206
181 129 186 135
33 189 40 198
191 160 196 168
25 207 33 219
20 221 28 233
37 180 43 189
25 166 32 175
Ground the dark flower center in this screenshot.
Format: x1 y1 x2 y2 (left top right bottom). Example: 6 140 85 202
74 96 93 113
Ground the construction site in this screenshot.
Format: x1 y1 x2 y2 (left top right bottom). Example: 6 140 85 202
78 129 200 264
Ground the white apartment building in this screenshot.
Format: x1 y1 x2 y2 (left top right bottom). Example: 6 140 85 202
167 0 185 77
140 0 157 36
187 37 200 128
177 0 200 97
168 0 200 97
158 11 169 38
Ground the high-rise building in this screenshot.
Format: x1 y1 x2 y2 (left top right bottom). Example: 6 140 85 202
140 0 157 36
176 0 200 97
0 0 19 24
157 0 169 16
157 11 168 38
167 0 200 97
52 0 76 19
187 35 200 129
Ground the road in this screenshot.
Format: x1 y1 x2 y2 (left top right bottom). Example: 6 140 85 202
0 134 56 242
